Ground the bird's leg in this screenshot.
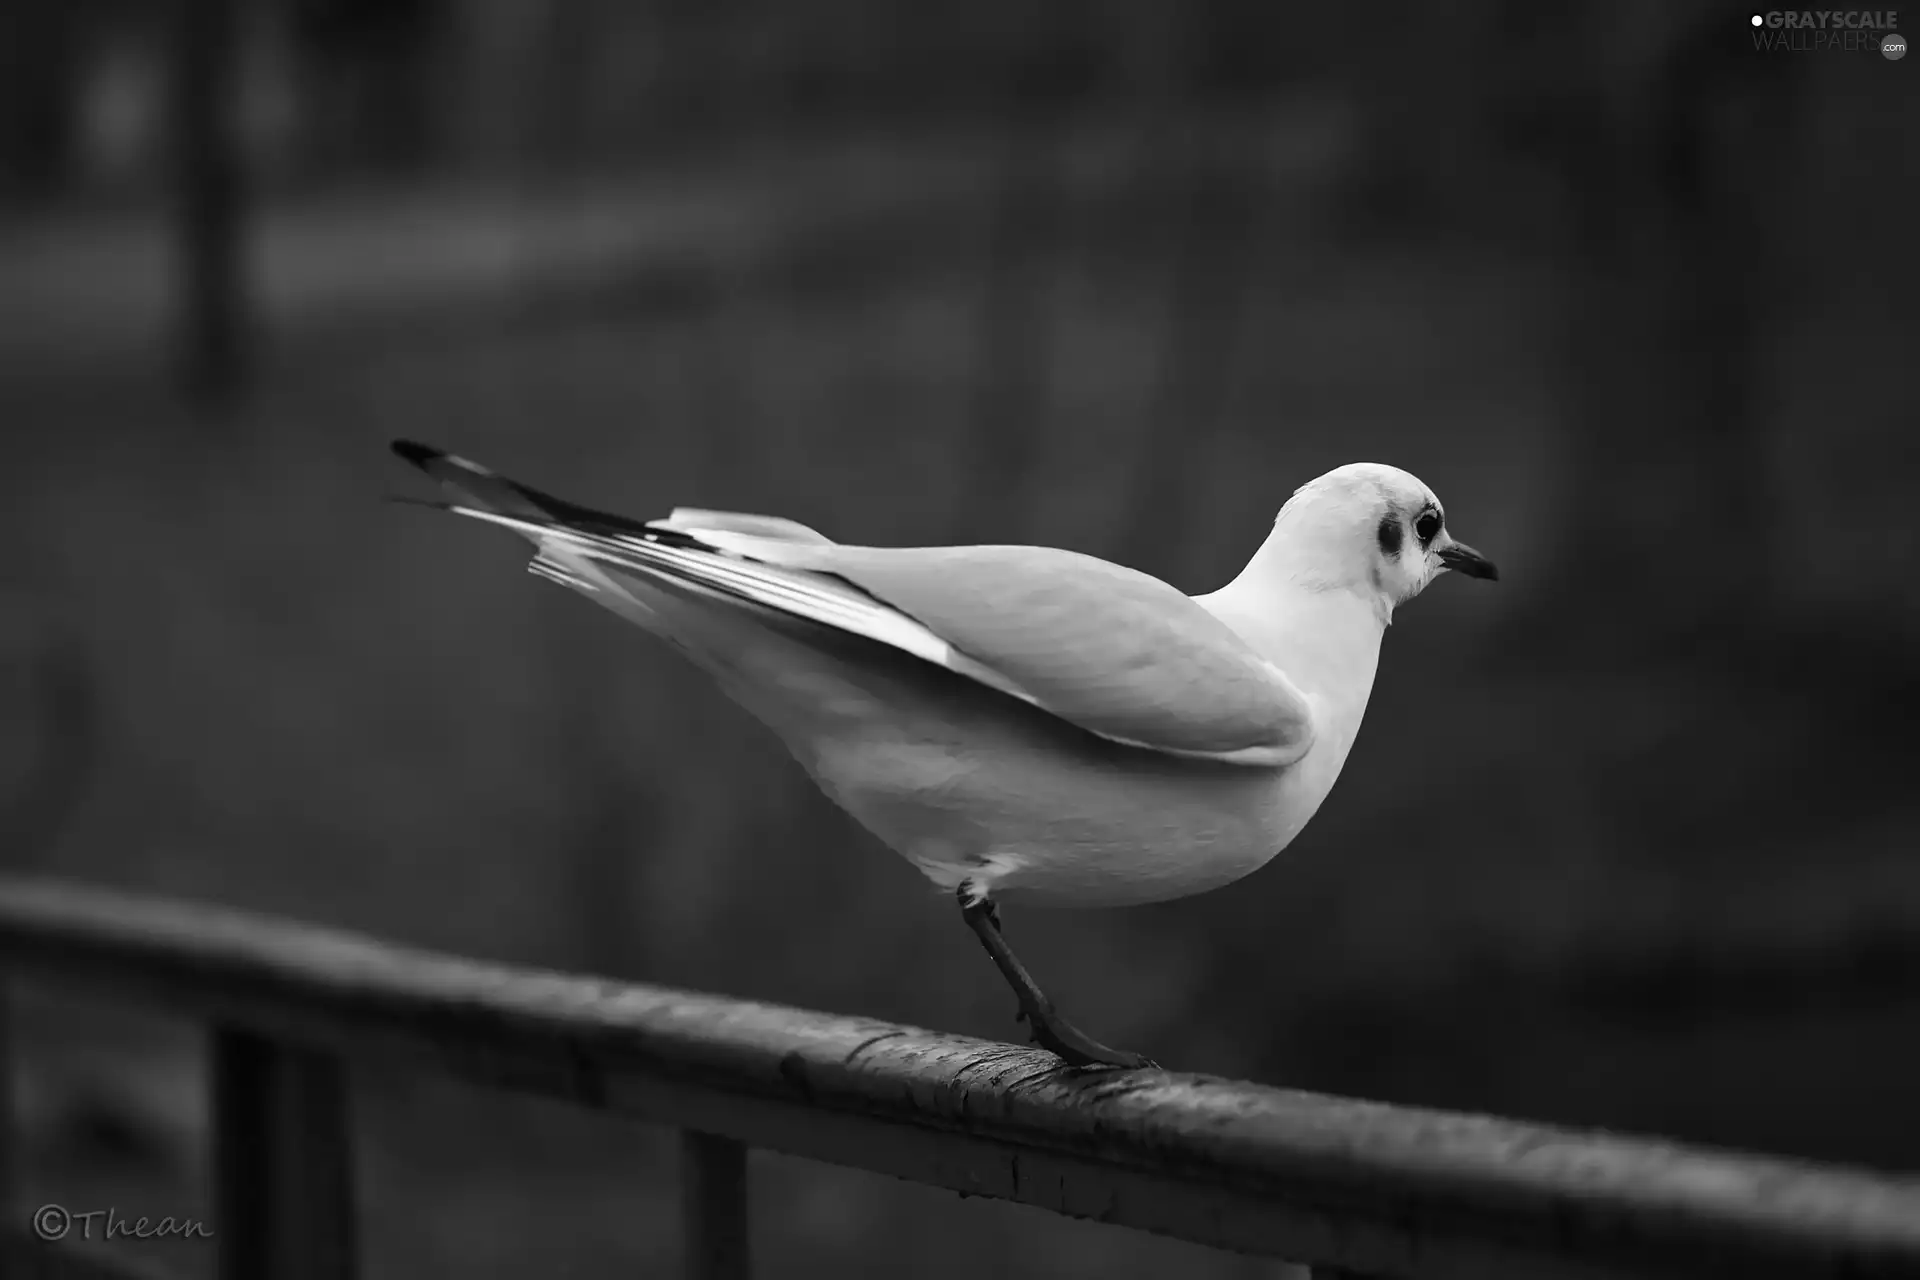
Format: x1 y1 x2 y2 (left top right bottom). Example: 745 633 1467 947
956 885 1155 1070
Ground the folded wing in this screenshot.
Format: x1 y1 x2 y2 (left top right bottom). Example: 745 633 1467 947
394 442 1314 768
764 542 1315 766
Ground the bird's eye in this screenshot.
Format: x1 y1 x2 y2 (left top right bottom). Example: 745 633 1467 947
1414 510 1442 544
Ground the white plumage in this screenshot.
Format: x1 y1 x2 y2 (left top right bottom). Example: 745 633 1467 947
393 440 1497 1067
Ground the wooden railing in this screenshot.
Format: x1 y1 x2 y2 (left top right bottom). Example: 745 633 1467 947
2 878 1918 1280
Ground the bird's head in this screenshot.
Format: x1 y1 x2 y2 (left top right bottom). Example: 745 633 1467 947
1267 463 1497 620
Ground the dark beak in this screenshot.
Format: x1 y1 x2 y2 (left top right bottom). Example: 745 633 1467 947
1438 541 1499 581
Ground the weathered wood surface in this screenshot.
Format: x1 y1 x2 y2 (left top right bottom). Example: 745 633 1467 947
3 878 1919 1280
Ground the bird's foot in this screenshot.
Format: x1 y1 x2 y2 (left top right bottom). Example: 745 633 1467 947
1014 1004 1156 1070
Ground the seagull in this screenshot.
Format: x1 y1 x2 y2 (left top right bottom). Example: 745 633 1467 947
392 441 1497 1069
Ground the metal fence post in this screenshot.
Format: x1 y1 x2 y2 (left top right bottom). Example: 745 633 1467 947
681 1129 749 1280
211 1027 357 1280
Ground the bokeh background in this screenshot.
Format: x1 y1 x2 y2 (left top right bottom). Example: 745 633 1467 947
2 1 1916 1276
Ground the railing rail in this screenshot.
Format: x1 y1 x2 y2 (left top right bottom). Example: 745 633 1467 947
2 877 1918 1280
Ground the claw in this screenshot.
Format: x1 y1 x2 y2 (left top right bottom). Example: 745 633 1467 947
1025 1011 1156 1070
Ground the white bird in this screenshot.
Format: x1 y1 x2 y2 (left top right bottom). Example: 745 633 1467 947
393 441 1497 1068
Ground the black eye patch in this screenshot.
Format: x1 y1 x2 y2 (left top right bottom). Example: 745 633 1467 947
1377 516 1402 556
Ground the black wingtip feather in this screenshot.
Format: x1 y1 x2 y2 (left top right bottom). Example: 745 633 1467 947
391 439 443 469
387 439 675 542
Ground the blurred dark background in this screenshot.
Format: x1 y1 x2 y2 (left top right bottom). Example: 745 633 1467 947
2 1 1916 1276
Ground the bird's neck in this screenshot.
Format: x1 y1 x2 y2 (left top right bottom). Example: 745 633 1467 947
1196 554 1386 712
